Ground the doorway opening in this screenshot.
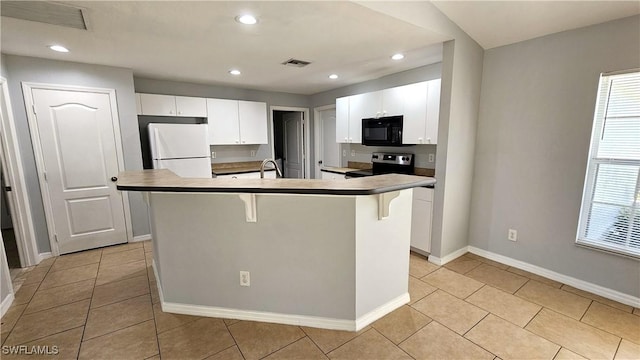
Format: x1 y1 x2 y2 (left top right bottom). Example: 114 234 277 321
1 173 20 269
271 107 310 179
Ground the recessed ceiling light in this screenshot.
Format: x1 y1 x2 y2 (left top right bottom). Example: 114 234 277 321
328 74 339 80
391 53 404 60
229 69 241 76
236 14 258 25
48 45 69 53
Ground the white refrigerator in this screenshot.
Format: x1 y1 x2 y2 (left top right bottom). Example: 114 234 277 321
148 123 212 178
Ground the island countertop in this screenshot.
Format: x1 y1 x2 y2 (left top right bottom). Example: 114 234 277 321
116 169 436 195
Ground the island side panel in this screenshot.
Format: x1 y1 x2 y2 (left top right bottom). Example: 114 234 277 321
355 189 412 318
149 192 357 320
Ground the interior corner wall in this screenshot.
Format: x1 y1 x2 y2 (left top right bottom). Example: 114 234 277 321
3 55 150 253
469 15 640 296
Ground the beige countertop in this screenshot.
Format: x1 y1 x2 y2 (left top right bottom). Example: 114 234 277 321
321 166 360 174
117 169 435 195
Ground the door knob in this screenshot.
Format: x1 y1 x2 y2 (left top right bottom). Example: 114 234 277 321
318 160 323 164
111 176 118 182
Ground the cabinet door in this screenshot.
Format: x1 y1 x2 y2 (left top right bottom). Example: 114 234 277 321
381 86 405 117
207 98 240 145
321 171 339 180
336 97 350 143
402 82 428 144
424 79 441 145
238 101 268 144
175 96 207 117
139 94 176 116
135 93 142 115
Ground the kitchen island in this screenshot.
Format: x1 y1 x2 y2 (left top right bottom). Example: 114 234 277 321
117 169 435 331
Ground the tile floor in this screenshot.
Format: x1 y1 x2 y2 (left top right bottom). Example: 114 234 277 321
1 242 639 359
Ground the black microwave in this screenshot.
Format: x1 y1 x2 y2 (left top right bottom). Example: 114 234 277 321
362 116 403 146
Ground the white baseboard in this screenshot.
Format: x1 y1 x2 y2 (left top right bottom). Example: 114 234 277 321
428 246 468 265
1 293 14 317
467 246 640 308
132 234 152 242
37 252 53 263
155 261 407 331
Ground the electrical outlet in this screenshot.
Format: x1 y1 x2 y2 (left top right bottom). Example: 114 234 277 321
240 271 250 286
250 150 256 157
342 150 346 157
351 150 355 157
428 153 435 163
211 151 216 159
508 229 518 242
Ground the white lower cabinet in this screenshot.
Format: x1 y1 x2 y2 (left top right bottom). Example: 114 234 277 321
321 171 345 180
216 171 276 179
411 187 434 254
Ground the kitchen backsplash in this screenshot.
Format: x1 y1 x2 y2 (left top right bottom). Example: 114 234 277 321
210 144 272 164
342 144 437 169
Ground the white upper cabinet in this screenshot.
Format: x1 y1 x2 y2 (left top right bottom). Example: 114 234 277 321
206 99 268 145
137 93 207 117
381 87 405 117
336 97 350 143
401 79 441 145
425 79 441 145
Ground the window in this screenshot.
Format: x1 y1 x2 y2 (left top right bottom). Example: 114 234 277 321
577 71 640 258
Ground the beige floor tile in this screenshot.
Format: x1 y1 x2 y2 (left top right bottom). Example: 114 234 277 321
35 257 55 270
149 281 160 304
409 255 439 278
525 308 620 360
400 321 494 360
96 259 147 286
158 318 235 360
507 267 563 288
411 290 487 335
421 268 484 299
25 279 94 314
21 267 49 286
5 300 90 346
515 281 591 320
224 318 241 326
229 321 305 360
1 326 84 360
443 256 482 274
84 294 153 340
1 304 27 345
581 301 640 344
205 345 245 360
101 242 143 255
153 302 199 334
554 348 587 360
50 250 102 272
12 284 39 305
91 275 149 308
372 305 431 344
466 314 560 360
634 308 639 316
146 356 161 360
466 263 529 294
473 255 510 270
562 285 635 313
466 285 542 327
143 240 153 252
301 326 370 353
615 339 640 360
408 276 437 305
263 337 328 359
100 248 145 267
327 329 412 360
79 319 158 360
40 263 99 290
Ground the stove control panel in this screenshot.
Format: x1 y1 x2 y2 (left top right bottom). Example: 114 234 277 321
371 152 413 165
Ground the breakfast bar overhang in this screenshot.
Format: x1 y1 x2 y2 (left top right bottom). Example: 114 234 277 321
117 169 436 331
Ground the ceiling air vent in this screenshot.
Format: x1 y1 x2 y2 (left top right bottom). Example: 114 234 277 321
1 1 88 30
282 58 312 68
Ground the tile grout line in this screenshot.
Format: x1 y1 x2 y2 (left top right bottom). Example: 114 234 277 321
146 252 162 360
77 250 104 358
223 321 247 359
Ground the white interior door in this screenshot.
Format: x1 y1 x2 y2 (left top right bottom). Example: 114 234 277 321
283 113 304 179
30 88 128 254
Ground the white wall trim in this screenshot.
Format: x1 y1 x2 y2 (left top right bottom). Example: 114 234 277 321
468 246 640 308
132 234 151 242
1 293 14 317
21 82 134 256
428 245 468 265
269 106 311 179
37 252 53 262
0 77 39 267
354 293 409 330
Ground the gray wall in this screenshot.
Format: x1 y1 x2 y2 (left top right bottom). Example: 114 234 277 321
134 77 310 164
469 15 640 296
3 55 150 253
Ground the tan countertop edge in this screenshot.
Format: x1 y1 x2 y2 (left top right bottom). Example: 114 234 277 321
321 166 360 174
117 169 435 195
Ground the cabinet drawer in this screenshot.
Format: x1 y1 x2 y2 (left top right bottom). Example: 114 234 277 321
413 187 434 202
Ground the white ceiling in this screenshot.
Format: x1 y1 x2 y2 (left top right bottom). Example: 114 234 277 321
1 1 638 95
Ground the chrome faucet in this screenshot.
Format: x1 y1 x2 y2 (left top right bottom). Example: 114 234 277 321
260 158 283 178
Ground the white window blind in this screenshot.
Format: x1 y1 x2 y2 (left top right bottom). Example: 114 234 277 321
577 71 640 258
